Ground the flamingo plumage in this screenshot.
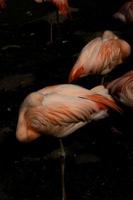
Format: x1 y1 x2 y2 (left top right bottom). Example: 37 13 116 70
107 71 133 107
68 30 131 83
16 84 121 142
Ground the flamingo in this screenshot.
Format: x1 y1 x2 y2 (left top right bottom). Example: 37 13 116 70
68 30 131 83
113 0 133 23
16 83 121 200
0 0 6 9
16 84 121 142
107 71 133 107
34 0 70 43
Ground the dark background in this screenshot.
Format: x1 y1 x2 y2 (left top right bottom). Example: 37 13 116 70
0 0 133 200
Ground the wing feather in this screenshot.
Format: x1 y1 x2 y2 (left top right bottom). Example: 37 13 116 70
25 93 99 137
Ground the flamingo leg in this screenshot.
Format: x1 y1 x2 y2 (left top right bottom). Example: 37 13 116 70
59 139 66 200
101 74 108 85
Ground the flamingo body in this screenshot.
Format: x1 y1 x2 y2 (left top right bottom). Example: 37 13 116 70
68 31 131 82
16 84 121 143
107 71 133 107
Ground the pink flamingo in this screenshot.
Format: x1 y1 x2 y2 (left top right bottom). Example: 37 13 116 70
113 0 133 23
68 30 131 83
16 84 121 142
16 83 121 200
107 71 133 107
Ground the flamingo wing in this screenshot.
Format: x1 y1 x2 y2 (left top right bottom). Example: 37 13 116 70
31 92 120 137
38 84 119 109
38 93 96 137
25 92 115 139
107 71 133 107
97 40 122 74
38 84 93 98
68 37 102 82
16 84 121 142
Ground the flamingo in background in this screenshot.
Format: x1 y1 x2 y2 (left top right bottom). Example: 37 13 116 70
68 30 131 83
34 0 70 16
113 0 133 23
16 83 121 200
107 71 133 107
0 0 6 9
34 0 70 43
16 84 121 142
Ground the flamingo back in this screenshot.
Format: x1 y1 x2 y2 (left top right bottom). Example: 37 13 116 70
107 71 133 107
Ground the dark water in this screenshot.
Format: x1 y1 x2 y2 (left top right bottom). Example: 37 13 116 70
0 0 133 200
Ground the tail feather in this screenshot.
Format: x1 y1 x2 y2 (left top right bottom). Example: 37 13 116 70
87 94 122 113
